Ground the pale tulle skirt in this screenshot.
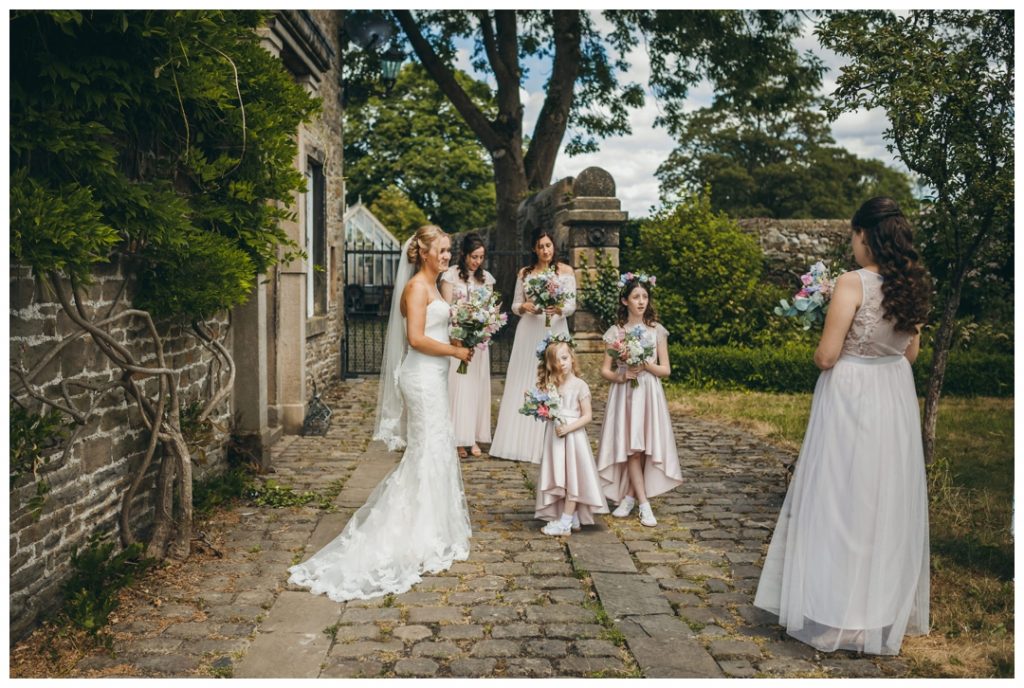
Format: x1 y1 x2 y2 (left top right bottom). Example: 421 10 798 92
535 419 609 524
597 371 683 502
288 349 472 601
490 312 569 462
448 346 492 446
754 354 930 655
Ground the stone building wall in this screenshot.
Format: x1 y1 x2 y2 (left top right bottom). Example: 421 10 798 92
301 9 345 396
9 263 232 642
736 218 850 283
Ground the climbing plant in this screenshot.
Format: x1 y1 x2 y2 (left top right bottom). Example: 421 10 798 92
9 10 318 559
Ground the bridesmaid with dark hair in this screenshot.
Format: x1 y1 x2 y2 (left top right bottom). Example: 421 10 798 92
489 227 577 463
755 197 932 655
440 232 497 458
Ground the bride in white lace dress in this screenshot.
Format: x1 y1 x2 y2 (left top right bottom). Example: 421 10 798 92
288 225 474 601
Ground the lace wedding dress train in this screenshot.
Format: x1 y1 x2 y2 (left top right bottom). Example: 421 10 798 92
288 298 472 601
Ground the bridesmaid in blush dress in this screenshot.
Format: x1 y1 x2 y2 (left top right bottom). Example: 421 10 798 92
754 197 932 655
441 233 496 458
489 227 576 463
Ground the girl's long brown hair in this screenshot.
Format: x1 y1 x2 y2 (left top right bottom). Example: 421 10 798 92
851 197 931 333
615 280 659 328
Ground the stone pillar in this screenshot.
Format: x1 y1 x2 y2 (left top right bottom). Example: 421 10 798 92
231 278 279 468
517 167 627 383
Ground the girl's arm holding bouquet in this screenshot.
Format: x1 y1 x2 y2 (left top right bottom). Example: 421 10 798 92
641 328 671 378
555 392 592 438
813 271 861 370
601 352 630 384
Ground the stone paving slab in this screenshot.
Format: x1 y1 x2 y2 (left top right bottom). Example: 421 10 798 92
590 572 675 618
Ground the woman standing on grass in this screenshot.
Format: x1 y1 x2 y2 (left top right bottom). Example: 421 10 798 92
754 197 932 655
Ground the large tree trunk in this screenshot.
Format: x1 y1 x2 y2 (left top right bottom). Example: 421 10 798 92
490 135 529 307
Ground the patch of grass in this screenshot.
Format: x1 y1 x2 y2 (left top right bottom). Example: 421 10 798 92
323 622 342 642
193 467 341 515
60 534 155 638
664 386 1014 678
381 593 396 607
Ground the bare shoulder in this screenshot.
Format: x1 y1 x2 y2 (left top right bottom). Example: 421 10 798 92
557 263 575 276
402 276 430 307
836 270 862 288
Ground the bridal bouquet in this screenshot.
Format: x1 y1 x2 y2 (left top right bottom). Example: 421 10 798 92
523 268 568 327
604 324 656 388
519 385 564 425
449 287 508 374
775 260 844 329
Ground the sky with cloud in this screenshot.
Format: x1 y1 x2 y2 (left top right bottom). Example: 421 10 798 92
453 13 903 219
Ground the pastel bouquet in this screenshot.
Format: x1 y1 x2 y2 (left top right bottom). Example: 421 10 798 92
518 385 564 425
523 268 568 327
449 287 508 374
775 260 845 329
604 324 656 388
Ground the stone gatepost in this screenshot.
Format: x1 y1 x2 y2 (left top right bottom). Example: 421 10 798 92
517 167 627 383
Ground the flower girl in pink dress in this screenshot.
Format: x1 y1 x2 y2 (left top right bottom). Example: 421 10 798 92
533 334 608 536
597 273 682 527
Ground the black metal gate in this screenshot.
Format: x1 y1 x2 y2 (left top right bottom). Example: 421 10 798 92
341 242 527 377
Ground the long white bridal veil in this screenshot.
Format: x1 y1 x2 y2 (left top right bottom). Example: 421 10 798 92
373 236 415 451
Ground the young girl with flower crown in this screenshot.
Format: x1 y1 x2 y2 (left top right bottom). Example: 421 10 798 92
596 272 682 527
532 334 608 536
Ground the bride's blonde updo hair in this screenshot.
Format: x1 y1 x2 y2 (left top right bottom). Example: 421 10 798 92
406 224 446 266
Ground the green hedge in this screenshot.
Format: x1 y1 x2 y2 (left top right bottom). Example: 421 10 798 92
668 344 1013 397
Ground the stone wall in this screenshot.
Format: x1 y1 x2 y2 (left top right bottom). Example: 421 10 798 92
8 263 232 642
301 9 345 399
736 218 850 283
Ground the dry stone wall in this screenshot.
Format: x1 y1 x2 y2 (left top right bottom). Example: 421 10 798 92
736 218 849 283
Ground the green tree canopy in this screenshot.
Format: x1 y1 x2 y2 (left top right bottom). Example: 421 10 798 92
367 185 430 242
344 63 496 235
10 10 318 319
345 10 811 299
654 38 917 219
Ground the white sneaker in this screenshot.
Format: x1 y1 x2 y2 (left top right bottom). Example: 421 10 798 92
542 520 572 536
571 513 581 531
638 502 657 527
612 496 636 518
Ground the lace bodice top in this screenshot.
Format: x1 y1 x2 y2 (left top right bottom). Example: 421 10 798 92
840 269 915 358
441 265 495 302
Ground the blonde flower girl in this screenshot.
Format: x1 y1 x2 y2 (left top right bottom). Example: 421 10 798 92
533 334 608 535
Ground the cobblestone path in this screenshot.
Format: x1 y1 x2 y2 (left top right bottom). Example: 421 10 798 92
67 377 907 678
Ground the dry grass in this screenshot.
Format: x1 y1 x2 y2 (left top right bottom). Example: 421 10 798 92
664 385 1014 678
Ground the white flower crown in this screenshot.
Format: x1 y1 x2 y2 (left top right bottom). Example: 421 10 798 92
618 271 656 289
535 332 576 360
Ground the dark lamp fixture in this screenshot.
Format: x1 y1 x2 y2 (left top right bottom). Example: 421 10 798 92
380 45 406 93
